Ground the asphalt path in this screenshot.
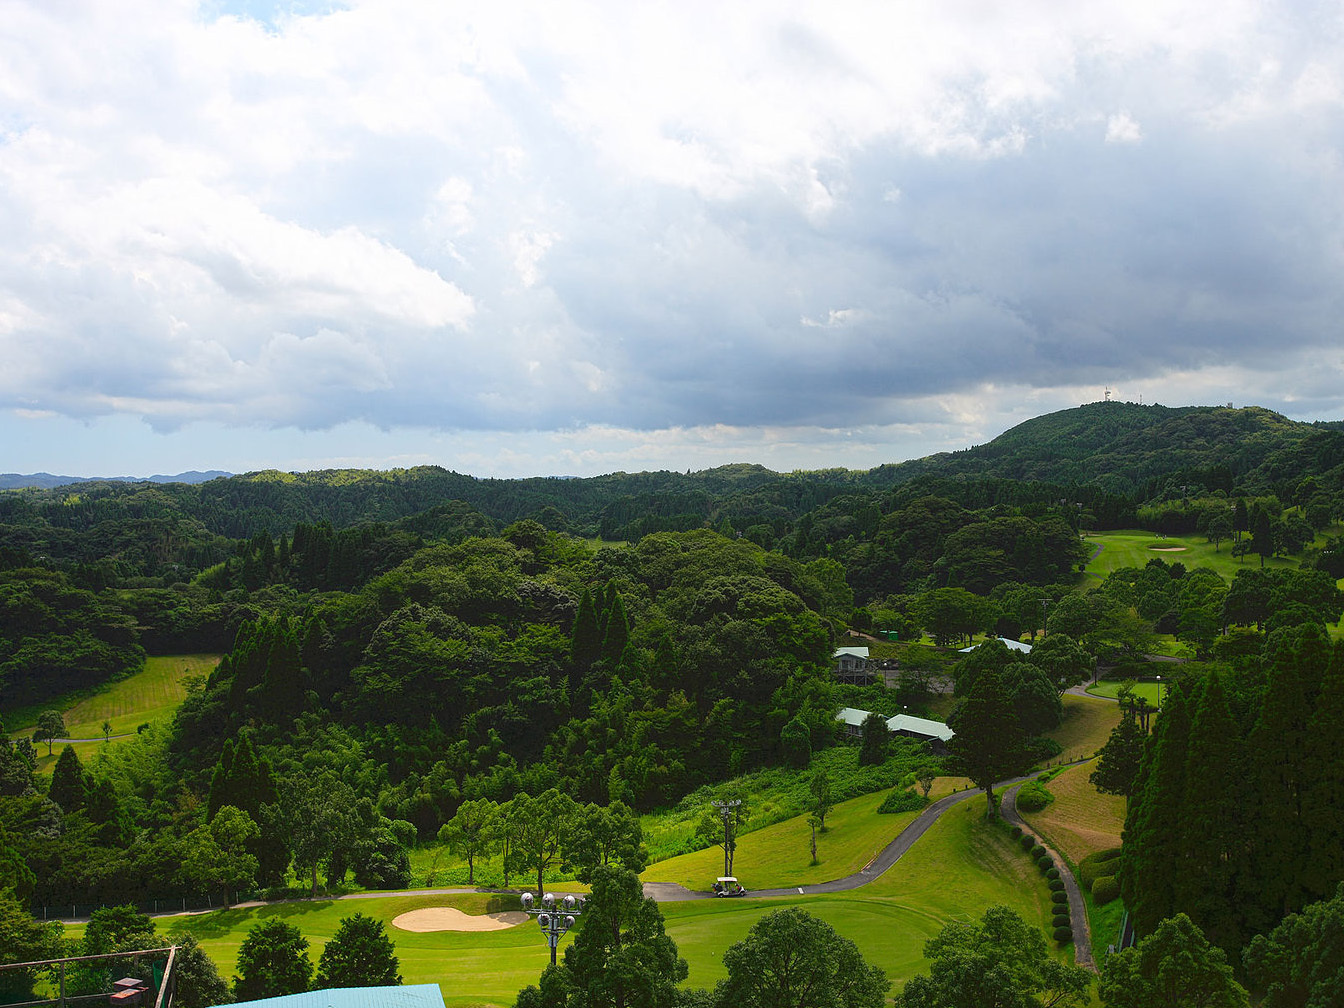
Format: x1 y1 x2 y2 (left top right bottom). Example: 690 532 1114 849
999 779 1095 970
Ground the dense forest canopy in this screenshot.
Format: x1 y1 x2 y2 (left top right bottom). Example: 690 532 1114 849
4 400 1344 1003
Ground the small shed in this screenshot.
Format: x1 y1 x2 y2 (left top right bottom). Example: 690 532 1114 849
834 646 872 684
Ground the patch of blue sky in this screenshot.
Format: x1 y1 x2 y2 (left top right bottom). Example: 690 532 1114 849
200 0 347 30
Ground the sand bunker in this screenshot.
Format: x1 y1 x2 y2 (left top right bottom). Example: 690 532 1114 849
1148 546 1188 551
392 907 529 933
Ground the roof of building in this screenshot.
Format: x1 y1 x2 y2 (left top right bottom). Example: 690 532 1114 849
886 713 956 742
221 985 446 1008
957 637 1033 654
834 646 870 660
835 707 954 741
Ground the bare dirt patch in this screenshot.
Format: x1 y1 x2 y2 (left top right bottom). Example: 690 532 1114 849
392 907 528 933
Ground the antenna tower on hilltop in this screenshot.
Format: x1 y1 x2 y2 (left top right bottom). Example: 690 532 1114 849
1104 387 1112 402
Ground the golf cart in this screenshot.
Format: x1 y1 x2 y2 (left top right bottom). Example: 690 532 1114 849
711 876 747 897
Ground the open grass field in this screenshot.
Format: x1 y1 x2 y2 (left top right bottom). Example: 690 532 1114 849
1018 760 1125 867
1046 694 1121 764
1080 529 1302 582
74 794 1078 1008
14 655 218 774
1085 680 1164 707
640 779 960 891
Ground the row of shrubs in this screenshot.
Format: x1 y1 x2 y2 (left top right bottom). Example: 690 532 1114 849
1010 824 1072 946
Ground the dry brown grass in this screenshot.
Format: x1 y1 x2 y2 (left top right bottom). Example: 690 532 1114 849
1020 759 1126 865
1047 693 1122 763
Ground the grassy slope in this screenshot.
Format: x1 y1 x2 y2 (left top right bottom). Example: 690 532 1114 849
1048 694 1121 764
15 654 218 774
128 794 1069 1008
641 779 959 891
1019 761 1124 867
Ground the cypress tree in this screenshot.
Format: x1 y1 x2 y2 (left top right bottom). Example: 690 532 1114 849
1091 706 1146 798
1176 672 1246 953
1245 623 1331 930
571 587 602 667
1301 640 1344 903
207 739 238 820
1121 680 1194 938
48 745 87 813
600 591 630 665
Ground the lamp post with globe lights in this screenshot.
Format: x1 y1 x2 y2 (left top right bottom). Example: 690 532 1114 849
520 891 581 967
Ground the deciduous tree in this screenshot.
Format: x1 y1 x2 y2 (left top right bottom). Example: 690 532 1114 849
1098 914 1246 1008
897 904 1089 1008
438 798 500 886
715 907 888 1008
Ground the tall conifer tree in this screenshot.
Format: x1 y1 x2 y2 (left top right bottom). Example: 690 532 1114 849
48 745 87 813
1301 640 1344 903
1121 680 1194 938
1246 623 1331 930
1177 672 1246 952
571 587 602 667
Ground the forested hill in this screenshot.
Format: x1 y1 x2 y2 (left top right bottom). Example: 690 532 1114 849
2 403 1343 566
862 402 1344 495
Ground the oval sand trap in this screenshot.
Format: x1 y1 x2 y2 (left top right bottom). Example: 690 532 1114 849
392 907 529 933
1148 546 1188 551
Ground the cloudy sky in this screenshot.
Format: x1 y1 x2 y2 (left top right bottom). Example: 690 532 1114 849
2 0 1342 478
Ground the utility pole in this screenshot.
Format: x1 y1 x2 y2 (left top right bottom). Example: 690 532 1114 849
711 798 742 877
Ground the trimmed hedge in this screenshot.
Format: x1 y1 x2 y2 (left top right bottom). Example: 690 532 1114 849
1036 854 1053 870
1045 867 1060 881
1016 781 1054 813
1092 875 1120 904
1048 877 1066 893
1020 834 1036 851
1010 825 1022 839
878 788 929 814
1080 848 1124 891
1052 913 1071 928
1053 926 1073 944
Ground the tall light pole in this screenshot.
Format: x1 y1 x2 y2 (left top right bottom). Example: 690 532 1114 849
710 798 741 877
520 891 581 967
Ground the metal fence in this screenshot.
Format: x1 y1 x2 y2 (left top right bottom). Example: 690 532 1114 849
33 893 257 922
0 946 178 1008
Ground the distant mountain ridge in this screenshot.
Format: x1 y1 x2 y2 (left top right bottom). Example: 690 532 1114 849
0 470 231 490
859 402 1344 495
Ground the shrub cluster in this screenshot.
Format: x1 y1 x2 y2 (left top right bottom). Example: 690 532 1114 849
1053 925 1073 944
1016 781 1054 813
1019 834 1036 851
877 788 929 814
1079 847 1123 891
1092 875 1120 904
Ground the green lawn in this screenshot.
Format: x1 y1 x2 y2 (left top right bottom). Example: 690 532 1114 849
641 781 957 891
11 654 218 774
1082 530 1302 582
1085 680 1164 707
86 794 1076 1007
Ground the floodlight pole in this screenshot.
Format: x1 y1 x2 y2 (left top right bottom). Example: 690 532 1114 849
519 891 581 967
711 798 742 877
